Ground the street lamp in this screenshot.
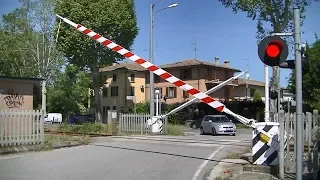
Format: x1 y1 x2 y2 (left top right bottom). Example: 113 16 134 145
149 1 178 117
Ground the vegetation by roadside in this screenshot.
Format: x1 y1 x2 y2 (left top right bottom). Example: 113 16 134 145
53 123 108 134
167 124 184 136
235 123 251 129
43 134 93 150
226 147 251 159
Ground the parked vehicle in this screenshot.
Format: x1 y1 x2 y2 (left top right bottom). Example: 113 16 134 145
44 113 63 124
200 115 236 136
69 114 95 124
189 117 202 129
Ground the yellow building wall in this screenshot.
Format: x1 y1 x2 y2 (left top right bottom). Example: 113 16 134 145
99 69 146 111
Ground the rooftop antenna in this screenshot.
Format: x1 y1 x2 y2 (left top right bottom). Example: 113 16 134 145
191 37 197 60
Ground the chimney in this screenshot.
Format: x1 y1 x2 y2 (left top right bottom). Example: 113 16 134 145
214 57 219 65
224 60 230 67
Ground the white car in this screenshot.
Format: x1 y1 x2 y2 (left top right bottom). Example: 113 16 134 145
44 113 63 124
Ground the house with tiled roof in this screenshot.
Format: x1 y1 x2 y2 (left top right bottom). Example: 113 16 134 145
232 78 266 101
98 62 147 115
147 58 241 104
97 57 244 113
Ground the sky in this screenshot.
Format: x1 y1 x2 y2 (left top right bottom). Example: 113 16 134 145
1 0 319 87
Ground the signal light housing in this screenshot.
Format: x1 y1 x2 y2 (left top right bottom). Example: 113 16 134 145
258 36 289 66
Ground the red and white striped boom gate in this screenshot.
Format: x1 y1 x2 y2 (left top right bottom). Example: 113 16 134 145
55 14 280 140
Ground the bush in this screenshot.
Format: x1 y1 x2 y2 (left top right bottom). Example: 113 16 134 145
119 100 266 125
167 124 184 136
58 123 108 134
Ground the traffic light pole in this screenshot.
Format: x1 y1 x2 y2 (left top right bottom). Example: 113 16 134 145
268 7 303 179
294 7 303 180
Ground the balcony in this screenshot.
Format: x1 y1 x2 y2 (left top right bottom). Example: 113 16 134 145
204 74 238 86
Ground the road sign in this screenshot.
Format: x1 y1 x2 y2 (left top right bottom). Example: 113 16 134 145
126 96 135 100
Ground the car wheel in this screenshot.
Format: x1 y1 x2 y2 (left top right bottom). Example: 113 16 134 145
200 127 204 135
212 128 217 136
232 133 236 136
192 124 197 129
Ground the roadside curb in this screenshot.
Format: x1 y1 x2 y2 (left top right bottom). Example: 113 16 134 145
0 142 87 155
205 157 280 180
206 158 250 180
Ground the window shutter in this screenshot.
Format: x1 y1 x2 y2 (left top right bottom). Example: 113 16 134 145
174 87 177 98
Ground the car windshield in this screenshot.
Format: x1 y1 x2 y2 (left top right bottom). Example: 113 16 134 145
209 116 230 122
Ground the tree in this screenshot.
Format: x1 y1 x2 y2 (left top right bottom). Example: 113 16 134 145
288 39 320 110
47 64 91 120
218 0 319 119
0 0 63 84
54 0 138 122
253 90 262 102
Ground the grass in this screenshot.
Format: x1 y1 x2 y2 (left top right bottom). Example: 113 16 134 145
167 124 184 136
214 177 231 180
43 134 92 150
57 123 108 134
235 123 251 129
226 147 251 159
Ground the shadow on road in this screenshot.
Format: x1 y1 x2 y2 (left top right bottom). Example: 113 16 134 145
93 144 248 165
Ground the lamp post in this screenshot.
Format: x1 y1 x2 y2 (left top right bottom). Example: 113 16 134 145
149 1 178 117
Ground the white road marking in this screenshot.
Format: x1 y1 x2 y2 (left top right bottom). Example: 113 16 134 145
192 146 223 180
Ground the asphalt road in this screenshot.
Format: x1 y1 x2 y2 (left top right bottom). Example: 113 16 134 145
0 129 251 180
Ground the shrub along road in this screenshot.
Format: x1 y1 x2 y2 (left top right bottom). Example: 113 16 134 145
0 132 251 180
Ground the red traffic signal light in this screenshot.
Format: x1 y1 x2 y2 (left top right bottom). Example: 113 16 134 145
258 36 288 66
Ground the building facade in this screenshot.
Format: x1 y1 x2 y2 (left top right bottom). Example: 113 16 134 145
98 58 242 110
232 78 265 101
144 58 241 103
0 76 43 110
99 63 146 115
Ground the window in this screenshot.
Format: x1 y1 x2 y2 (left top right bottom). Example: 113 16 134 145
112 74 117 81
129 86 135 96
183 90 189 98
166 87 177 98
181 68 192 80
102 87 108 97
111 86 118 96
154 75 160 83
112 106 116 110
130 73 135 82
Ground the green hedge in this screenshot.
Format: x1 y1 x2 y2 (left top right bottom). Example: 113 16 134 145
121 101 266 125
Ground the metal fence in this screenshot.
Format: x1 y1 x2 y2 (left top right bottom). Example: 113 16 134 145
118 113 167 135
279 110 319 179
0 109 44 147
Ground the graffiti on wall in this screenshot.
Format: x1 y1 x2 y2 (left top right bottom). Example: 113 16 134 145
4 89 24 108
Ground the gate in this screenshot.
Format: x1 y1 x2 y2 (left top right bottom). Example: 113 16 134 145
118 113 167 135
0 109 44 147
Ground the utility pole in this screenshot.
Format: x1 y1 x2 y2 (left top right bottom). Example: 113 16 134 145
265 65 270 122
149 1 178 118
149 3 155 118
294 7 303 180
